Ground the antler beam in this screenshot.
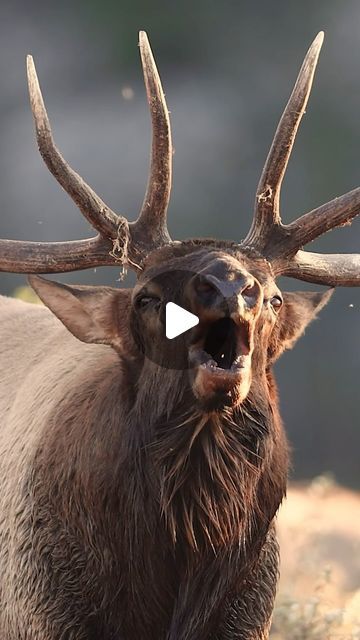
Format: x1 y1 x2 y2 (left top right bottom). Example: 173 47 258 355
0 237 116 274
0 32 172 274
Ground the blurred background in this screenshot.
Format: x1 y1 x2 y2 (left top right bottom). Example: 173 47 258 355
0 1 359 633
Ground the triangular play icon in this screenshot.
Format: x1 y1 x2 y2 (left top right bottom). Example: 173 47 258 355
165 302 199 339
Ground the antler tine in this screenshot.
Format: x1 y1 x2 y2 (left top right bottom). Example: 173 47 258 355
241 31 360 288
276 250 360 287
0 57 131 274
26 55 124 240
268 179 360 287
276 187 360 257
0 36 174 275
131 31 172 249
244 32 324 249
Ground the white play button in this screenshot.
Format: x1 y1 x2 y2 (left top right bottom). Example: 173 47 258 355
165 302 199 339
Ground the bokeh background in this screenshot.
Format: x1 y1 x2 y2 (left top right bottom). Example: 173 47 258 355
0 1 359 634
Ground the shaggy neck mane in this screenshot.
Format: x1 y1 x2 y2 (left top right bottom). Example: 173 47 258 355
31 359 288 638
127 368 287 564
151 408 269 553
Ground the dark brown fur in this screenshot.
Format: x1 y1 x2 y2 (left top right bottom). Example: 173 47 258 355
0 244 331 639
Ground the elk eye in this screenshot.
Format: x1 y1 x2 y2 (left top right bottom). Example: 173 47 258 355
270 295 283 312
135 295 160 310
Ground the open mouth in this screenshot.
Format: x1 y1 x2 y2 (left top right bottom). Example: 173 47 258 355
189 317 251 380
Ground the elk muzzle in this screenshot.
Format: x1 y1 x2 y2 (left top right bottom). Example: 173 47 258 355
186 268 262 408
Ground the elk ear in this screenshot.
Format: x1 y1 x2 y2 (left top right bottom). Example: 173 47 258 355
267 289 333 364
28 275 133 351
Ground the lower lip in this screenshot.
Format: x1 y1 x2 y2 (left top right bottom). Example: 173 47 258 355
193 357 251 396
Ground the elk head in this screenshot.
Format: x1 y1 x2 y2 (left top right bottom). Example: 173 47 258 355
1 31 359 412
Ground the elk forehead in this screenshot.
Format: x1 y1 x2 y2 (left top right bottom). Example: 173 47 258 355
133 245 280 328
137 245 275 289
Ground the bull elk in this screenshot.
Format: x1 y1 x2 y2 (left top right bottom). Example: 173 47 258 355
0 30 359 640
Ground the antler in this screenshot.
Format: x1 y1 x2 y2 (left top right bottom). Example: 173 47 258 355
243 31 360 286
2 31 359 285
0 31 172 274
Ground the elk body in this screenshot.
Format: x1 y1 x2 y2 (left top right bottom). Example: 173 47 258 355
0 31 359 640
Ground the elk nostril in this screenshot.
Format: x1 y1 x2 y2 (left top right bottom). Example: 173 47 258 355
242 282 259 305
194 276 218 298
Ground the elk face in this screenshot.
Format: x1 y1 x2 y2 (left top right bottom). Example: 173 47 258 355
130 244 330 411
26 241 330 414
132 247 266 409
185 252 263 408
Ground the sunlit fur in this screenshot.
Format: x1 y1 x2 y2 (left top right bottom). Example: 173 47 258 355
0 242 331 639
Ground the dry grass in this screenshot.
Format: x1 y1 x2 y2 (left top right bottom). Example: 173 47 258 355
272 476 360 639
